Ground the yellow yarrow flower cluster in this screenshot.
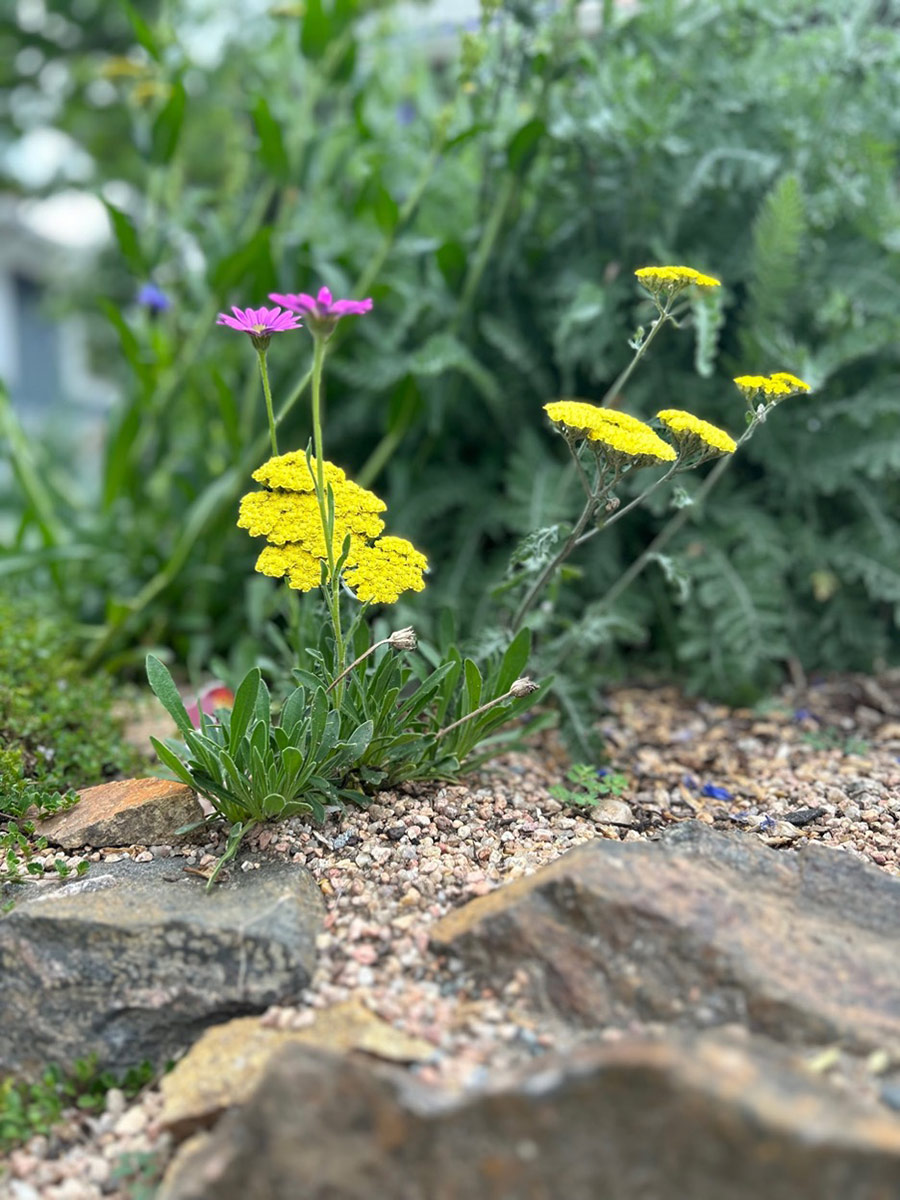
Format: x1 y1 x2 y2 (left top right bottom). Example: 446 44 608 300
238 452 427 603
343 537 430 605
238 484 386 550
769 372 811 393
251 450 346 492
656 409 737 455
733 372 811 402
635 265 721 294
544 400 676 465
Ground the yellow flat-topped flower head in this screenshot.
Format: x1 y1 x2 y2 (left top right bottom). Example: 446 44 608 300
656 409 737 456
635 265 721 296
252 451 346 493
769 372 811 393
545 400 676 466
733 372 809 404
544 399 615 439
237 485 386 552
589 421 677 465
733 374 791 398
343 536 429 605
239 452 427 603
255 543 324 592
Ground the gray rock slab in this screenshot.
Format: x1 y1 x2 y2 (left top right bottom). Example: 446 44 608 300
0 856 324 1079
430 821 900 1052
157 1034 900 1200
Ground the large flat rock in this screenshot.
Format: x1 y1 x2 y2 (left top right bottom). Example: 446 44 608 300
157 1034 900 1200
430 822 900 1051
0 857 324 1079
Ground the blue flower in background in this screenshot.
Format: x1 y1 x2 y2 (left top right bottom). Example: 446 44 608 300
701 783 733 800
682 775 699 790
396 99 417 127
137 282 171 312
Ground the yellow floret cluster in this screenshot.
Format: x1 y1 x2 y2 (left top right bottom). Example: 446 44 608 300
343 537 429 605
238 452 427 604
252 450 347 493
769 372 812 393
544 400 676 465
238 482 386 551
635 265 721 291
733 372 811 400
656 409 737 455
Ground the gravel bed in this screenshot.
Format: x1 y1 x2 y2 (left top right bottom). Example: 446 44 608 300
4 673 900 1197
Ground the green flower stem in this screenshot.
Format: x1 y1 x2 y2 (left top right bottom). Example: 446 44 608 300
309 334 346 685
326 635 391 694
510 484 606 635
310 336 329 537
596 422 759 612
565 436 594 501
599 297 672 408
434 683 523 741
256 348 279 456
573 459 683 548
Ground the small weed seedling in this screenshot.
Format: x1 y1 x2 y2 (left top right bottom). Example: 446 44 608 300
0 1058 154 1153
549 763 628 809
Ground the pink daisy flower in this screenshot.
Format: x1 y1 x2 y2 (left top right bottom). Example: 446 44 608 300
215 305 302 349
268 286 373 338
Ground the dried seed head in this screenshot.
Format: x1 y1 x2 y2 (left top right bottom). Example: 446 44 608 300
510 677 539 698
388 626 418 651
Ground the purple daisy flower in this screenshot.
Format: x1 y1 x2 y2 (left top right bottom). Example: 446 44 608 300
215 305 302 350
269 286 373 339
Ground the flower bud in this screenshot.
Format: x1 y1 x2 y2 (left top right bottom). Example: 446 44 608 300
388 626 418 651
510 677 538 698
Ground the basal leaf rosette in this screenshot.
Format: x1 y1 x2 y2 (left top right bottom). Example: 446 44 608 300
656 409 737 458
544 400 676 469
238 451 427 603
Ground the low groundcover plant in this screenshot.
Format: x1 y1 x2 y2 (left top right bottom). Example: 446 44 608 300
148 264 809 886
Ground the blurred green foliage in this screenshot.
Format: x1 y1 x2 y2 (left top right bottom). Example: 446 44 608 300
0 590 141 882
0 1056 154 1153
2 0 900 717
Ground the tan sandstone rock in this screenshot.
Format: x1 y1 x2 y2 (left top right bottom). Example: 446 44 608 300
36 778 203 849
159 999 435 1137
